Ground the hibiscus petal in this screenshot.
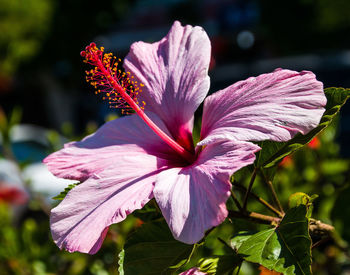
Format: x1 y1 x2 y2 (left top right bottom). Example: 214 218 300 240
180 268 208 275
43 112 175 181
45 112 177 254
199 69 326 146
124 21 211 151
154 141 259 244
51 157 167 254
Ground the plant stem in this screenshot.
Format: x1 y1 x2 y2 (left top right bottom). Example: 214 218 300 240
267 180 284 214
228 210 335 236
229 210 280 225
218 237 233 250
259 168 284 214
242 168 257 211
309 219 336 235
232 182 283 217
230 190 243 211
311 237 332 249
235 263 242 275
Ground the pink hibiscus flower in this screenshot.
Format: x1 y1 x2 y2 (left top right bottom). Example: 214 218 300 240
44 21 326 254
180 267 207 275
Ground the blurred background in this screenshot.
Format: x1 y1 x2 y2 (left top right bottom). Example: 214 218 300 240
0 0 350 274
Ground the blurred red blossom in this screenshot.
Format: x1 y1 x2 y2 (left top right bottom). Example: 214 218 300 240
0 182 28 205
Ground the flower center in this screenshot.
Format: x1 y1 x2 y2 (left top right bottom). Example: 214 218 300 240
81 43 195 163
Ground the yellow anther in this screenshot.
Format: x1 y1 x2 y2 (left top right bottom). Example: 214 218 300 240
82 45 145 113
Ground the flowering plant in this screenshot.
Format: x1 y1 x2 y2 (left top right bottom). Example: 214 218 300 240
44 21 350 274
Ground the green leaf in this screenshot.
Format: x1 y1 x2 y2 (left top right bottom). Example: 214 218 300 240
231 205 311 275
288 192 318 219
120 220 194 275
197 254 242 275
52 182 80 201
230 231 254 251
256 87 350 168
133 200 162 222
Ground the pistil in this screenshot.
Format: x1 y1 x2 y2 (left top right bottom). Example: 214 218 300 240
81 43 195 163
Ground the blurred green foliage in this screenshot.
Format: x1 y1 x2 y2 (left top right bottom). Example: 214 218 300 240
0 201 141 275
0 0 54 76
215 114 349 274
